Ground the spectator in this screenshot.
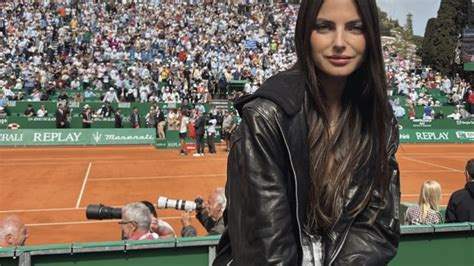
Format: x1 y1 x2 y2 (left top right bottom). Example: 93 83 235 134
207 114 217 155
30 89 42 101
120 202 159 241
58 90 69 102
178 109 190 156
73 92 83 103
404 180 443 225
97 102 114 118
222 111 237 152
81 105 93 128
114 108 123 128
0 92 8 109
36 105 48 118
0 215 28 248
24 104 35 117
193 110 205 157
445 159 474 222
130 107 141 128
180 188 226 237
103 88 119 103
156 108 166 140
141 201 176 239
145 107 158 134
422 102 434 120
55 103 68 128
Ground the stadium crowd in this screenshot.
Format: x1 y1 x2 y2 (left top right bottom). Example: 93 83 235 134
0 1 297 103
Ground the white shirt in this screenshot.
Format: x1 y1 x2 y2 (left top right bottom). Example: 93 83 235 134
179 116 189 133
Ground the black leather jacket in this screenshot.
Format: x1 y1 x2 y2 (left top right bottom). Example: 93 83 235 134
214 70 400 266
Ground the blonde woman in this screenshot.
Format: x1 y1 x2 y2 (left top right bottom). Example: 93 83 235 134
405 180 443 225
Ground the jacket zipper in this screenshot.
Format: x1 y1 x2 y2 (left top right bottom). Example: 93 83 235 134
275 119 304 258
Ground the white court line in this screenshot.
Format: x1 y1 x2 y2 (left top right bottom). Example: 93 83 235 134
399 157 463 172
0 158 227 166
89 173 226 181
76 162 92 208
402 170 459 173
26 216 182 227
0 156 128 161
0 161 92 166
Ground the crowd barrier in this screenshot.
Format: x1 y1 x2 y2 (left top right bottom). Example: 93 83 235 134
0 224 472 266
399 128 474 143
0 129 220 147
0 129 156 146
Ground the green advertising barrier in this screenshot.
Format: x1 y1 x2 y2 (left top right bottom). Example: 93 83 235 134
0 225 473 266
399 118 474 129
0 129 156 146
399 129 474 143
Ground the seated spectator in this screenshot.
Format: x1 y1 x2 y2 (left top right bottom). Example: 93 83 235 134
408 104 416 120
141 201 176 239
58 90 69 102
103 87 119 103
0 215 28 248
73 92 83 103
0 92 8 109
84 88 96 100
97 102 114 117
445 159 474 222
3 87 15 100
180 188 226 237
36 105 48 117
404 180 443 225
422 103 434 121
24 104 35 117
447 109 462 120
120 202 159 240
30 89 42 101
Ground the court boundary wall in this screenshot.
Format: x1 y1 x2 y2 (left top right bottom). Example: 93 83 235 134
0 224 473 266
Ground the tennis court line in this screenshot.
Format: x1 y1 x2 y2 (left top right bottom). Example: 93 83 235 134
0 158 227 166
402 170 460 173
76 162 92 208
89 173 227 181
399 156 463 172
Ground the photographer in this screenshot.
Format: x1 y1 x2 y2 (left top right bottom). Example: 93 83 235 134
180 188 226 237
141 201 176 239
120 202 159 240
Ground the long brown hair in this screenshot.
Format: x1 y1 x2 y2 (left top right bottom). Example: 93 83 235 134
294 0 391 232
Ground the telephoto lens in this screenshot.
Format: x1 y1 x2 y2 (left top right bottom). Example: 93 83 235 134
157 197 197 212
85 204 122 220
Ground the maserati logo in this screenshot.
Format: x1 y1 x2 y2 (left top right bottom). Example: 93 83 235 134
92 132 102 142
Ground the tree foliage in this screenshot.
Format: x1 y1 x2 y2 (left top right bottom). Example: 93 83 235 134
419 0 472 75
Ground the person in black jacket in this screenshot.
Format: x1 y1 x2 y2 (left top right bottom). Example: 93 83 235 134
55 103 68 128
445 159 474 223
193 110 205 156
214 0 400 265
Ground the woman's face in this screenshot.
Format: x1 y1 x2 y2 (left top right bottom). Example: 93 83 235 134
310 0 366 78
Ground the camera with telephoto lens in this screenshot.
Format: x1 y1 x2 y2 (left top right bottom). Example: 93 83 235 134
157 196 203 212
86 204 122 220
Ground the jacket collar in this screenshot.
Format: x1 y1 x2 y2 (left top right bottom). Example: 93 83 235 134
234 69 307 116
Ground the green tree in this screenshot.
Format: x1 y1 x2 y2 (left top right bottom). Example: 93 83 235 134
419 0 472 75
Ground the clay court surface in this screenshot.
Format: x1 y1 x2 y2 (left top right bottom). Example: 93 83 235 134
0 143 472 246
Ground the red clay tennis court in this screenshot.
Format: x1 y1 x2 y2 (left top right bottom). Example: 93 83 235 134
0 143 472 246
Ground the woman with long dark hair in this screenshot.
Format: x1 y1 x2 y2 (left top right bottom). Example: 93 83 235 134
214 0 400 265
